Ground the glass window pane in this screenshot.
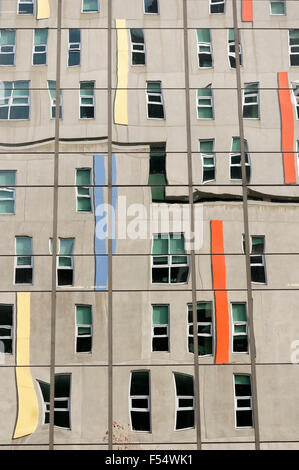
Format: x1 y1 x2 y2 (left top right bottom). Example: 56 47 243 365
174 372 194 396
0 171 16 186
235 374 251 386
200 140 214 152
232 303 247 322
83 0 99 12
0 305 13 325
169 234 185 254
59 239 74 255
16 237 32 255
130 371 149 395
0 30 16 45
197 29 211 43
76 305 92 325
152 235 168 254
152 305 168 325
76 169 91 185
69 29 81 43
34 29 48 45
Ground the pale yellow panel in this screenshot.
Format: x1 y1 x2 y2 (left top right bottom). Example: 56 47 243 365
13 293 39 439
115 19 129 126
37 0 50 20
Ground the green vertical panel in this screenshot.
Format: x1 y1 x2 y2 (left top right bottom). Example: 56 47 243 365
152 305 168 324
234 374 251 385
76 168 91 185
0 30 16 45
196 29 211 43
0 170 16 186
59 238 74 255
34 29 48 45
16 237 32 255
147 81 161 93
232 304 247 322
169 234 185 254
199 140 214 152
152 235 168 254
76 305 92 325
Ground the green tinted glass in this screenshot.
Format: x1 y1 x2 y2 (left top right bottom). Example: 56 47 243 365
152 305 168 325
232 303 247 322
76 305 92 325
16 237 32 255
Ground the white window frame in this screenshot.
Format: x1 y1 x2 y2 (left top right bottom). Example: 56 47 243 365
144 0 159 14
197 42 213 68
228 36 242 69
49 238 74 287
18 0 34 15
14 236 33 286
130 33 146 67
231 303 248 354
47 83 63 120
201 152 216 183
32 31 48 67
129 370 151 433
243 235 266 285
68 32 81 67
229 152 251 181
0 81 30 121
270 0 286 15
0 170 16 215
187 302 214 357
75 168 92 212
151 233 189 285
233 375 253 429
79 82 95 120
291 82 299 120
242 87 259 119
38 384 71 429
289 43 299 67
173 373 195 431
209 0 225 14
151 304 169 352
75 304 93 354
146 84 165 120
197 93 214 120
0 30 16 67
81 0 99 13
0 304 14 355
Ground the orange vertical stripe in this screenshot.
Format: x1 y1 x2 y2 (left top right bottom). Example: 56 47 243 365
211 220 229 364
278 72 296 184
242 0 253 22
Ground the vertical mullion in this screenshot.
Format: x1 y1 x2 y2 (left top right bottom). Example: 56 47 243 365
232 0 260 450
49 0 62 451
107 0 113 451
183 0 201 450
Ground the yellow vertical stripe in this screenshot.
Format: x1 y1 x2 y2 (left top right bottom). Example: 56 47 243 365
114 19 129 125
37 0 50 20
13 293 39 439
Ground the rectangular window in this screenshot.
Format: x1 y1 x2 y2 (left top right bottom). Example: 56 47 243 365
289 30 299 66
33 29 48 66
152 233 189 284
130 29 145 66
228 29 242 69
0 81 30 120
292 82 299 119
242 83 259 119
18 0 34 14
243 235 266 284
144 0 159 14
68 29 81 67
231 303 248 353
188 302 213 356
148 144 167 202
230 137 251 182
50 238 74 286
200 139 215 183
0 170 16 214
76 168 92 212
38 374 71 428
270 0 285 15
234 374 253 428
82 0 99 12
80 81 95 119
47 81 62 119
174 372 194 431
197 29 213 68
130 370 151 432
152 305 169 352
0 304 13 354
15 236 33 285
197 88 214 119
146 81 165 119
209 0 225 14
76 305 92 353
0 30 16 66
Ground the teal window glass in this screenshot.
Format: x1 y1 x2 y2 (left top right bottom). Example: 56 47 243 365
130 29 145 65
47 81 62 119
197 88 214 119
76 305 92 353
0 81 30 120
270 0 285 15
147 81 164 119
242 83 259 119
18 0 34 15
0 170 16 214
33 29 48 65
144 0 158 14
228 29 242 68
234 374 253 428
188 302 213 356
152 234 188 284
82 0 99 12
197 29 213 68
68 29 81 67
230 137 250 182
152 305 169 352
0 30 16 66
232 303 248 353
80 81 95 119
76 168 92 212
15 236 33 284
200 140 215 183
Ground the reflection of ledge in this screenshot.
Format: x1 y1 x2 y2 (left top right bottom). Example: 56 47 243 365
164 187 299 204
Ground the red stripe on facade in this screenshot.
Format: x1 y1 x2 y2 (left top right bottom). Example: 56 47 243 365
278 72 296 184
242 0 253 22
